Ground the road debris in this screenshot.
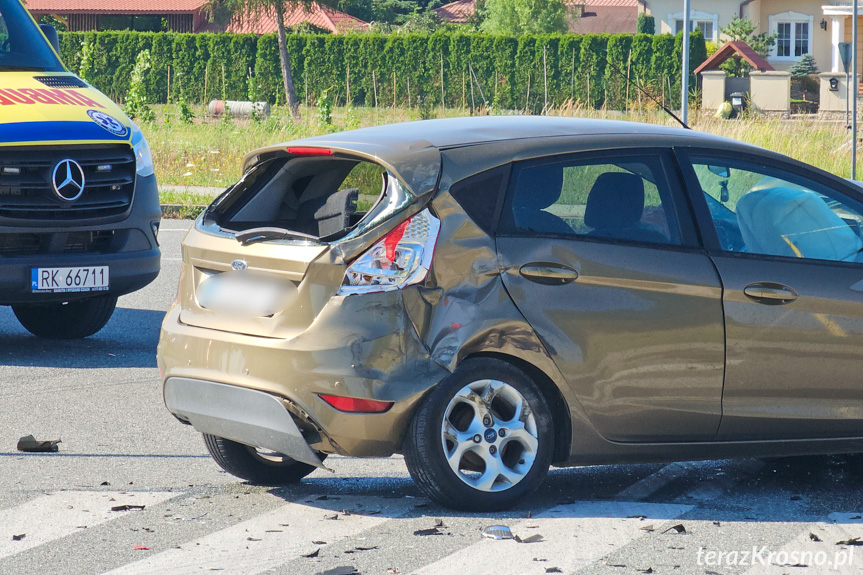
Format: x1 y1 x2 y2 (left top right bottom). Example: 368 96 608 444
662 524 687 534
514 534 544 543
810 533 822 542
11 534 25 541
16 435 60 453
836 537 863 546
111 504 146 512
132 545 150 551
302 549 320 558
413 527 444 536
315 567 358 575
481 525 514 540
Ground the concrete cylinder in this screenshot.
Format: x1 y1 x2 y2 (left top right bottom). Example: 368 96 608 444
208 100 271 119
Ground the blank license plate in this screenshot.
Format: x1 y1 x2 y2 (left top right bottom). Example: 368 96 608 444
31 266 109 293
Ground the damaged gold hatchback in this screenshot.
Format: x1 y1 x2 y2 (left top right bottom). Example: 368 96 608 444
159 116 863 510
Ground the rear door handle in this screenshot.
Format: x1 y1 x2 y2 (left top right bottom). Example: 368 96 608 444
743 282 798 305
519 263 579 285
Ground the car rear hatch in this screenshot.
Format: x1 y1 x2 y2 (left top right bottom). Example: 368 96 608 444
177 143 440 339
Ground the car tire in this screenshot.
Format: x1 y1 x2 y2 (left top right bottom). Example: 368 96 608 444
12 295 117 339
202 434 322 485
404 358 554 511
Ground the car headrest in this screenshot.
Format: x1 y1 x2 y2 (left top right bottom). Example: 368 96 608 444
584 173 645 230
737 187 862 261
513 166 564 210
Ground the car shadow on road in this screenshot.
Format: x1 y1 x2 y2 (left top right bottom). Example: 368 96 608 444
257 455 863 522
0 306 165 369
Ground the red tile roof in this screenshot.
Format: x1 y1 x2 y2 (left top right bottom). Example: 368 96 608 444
434 0 475 24
217 3 368 34
694 40 774 75
435 0 640 31
569 5 638 34
25 0 207 13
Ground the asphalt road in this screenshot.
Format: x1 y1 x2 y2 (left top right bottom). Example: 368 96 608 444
2 221 863 575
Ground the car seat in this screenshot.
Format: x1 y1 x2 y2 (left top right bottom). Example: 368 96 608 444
512 166 574 235
584 173 668 243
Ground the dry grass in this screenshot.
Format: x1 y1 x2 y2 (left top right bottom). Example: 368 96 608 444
143 102 857 205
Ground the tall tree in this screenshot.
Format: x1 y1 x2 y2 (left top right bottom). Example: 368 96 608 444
480 0 570 35
206 0 335 119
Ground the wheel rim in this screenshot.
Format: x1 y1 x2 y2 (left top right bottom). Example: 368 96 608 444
440 379 539 493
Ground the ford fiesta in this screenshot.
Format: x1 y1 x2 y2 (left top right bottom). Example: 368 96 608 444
158 116 863 511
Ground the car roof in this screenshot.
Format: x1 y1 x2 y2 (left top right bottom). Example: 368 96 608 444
289 115 729 151
247 116 766 197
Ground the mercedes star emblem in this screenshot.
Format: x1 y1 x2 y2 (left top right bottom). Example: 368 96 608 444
52 159 85 201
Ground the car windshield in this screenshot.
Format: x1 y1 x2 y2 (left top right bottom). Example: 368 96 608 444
0 0 65 72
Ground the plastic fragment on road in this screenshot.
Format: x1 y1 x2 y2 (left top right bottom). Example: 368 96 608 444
132 545 150 551
413 526 444 536
16 434 60 452
111 504 146 512
481 525 514 540
315 567 358 575
662 524 686 534
11 534 25 541
514 534 544 543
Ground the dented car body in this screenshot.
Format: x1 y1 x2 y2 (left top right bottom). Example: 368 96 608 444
159 117 863 510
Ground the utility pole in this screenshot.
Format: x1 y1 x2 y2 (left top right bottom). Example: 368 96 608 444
854 0 859 180
681 0 691 125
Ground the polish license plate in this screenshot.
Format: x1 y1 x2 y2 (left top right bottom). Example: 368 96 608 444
31 266 109 293
197 272 296 317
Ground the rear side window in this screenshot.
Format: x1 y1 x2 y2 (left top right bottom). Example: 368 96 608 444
448 165 509 234
499 154 682 246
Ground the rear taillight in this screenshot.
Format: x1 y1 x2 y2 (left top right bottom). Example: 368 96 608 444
338 208 440 295
318 394 394 413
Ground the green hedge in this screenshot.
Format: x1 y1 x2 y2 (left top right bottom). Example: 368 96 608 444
59 30 706 111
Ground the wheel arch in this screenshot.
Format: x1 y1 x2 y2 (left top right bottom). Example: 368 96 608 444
459 351 572 464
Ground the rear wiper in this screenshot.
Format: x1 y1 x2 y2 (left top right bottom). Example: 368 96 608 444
233 227 319 245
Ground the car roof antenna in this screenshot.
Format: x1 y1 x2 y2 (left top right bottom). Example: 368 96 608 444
590 48 691 130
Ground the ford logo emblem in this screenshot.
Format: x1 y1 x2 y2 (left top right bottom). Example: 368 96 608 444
231 260 248 271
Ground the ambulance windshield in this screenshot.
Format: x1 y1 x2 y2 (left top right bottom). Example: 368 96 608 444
0 0 65 72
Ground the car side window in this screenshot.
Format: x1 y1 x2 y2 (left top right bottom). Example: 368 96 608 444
501 155 682 246
690 156 863 263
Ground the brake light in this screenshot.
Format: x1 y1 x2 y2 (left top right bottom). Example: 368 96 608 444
285 147 333 156
338 208 440 295
319 394 394 413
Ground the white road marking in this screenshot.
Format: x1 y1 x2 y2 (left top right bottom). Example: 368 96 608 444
102 495 412 575
0 491 176 560
740 513 863 575
614 462 698 501
411 501 692 575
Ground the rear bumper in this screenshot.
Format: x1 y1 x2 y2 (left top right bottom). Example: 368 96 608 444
164 377 327 469
157 291 450 457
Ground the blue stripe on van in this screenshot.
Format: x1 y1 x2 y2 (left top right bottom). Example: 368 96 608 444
0 121 130 143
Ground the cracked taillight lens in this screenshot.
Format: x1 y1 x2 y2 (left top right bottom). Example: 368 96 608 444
338 208 440 295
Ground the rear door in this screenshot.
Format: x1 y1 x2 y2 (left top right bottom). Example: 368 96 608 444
495 149 726 442
678 150 863 440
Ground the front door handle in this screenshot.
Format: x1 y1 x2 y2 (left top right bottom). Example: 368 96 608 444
743 282 798 305
519 263 579 285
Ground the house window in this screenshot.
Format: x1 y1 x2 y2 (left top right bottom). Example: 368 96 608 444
669 10 718 42
674 19 714 40
769 11 813 60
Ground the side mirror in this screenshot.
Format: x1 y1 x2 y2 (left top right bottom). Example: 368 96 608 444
39 24 61 55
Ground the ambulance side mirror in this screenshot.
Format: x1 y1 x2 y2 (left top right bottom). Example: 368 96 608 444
39 24 61 56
